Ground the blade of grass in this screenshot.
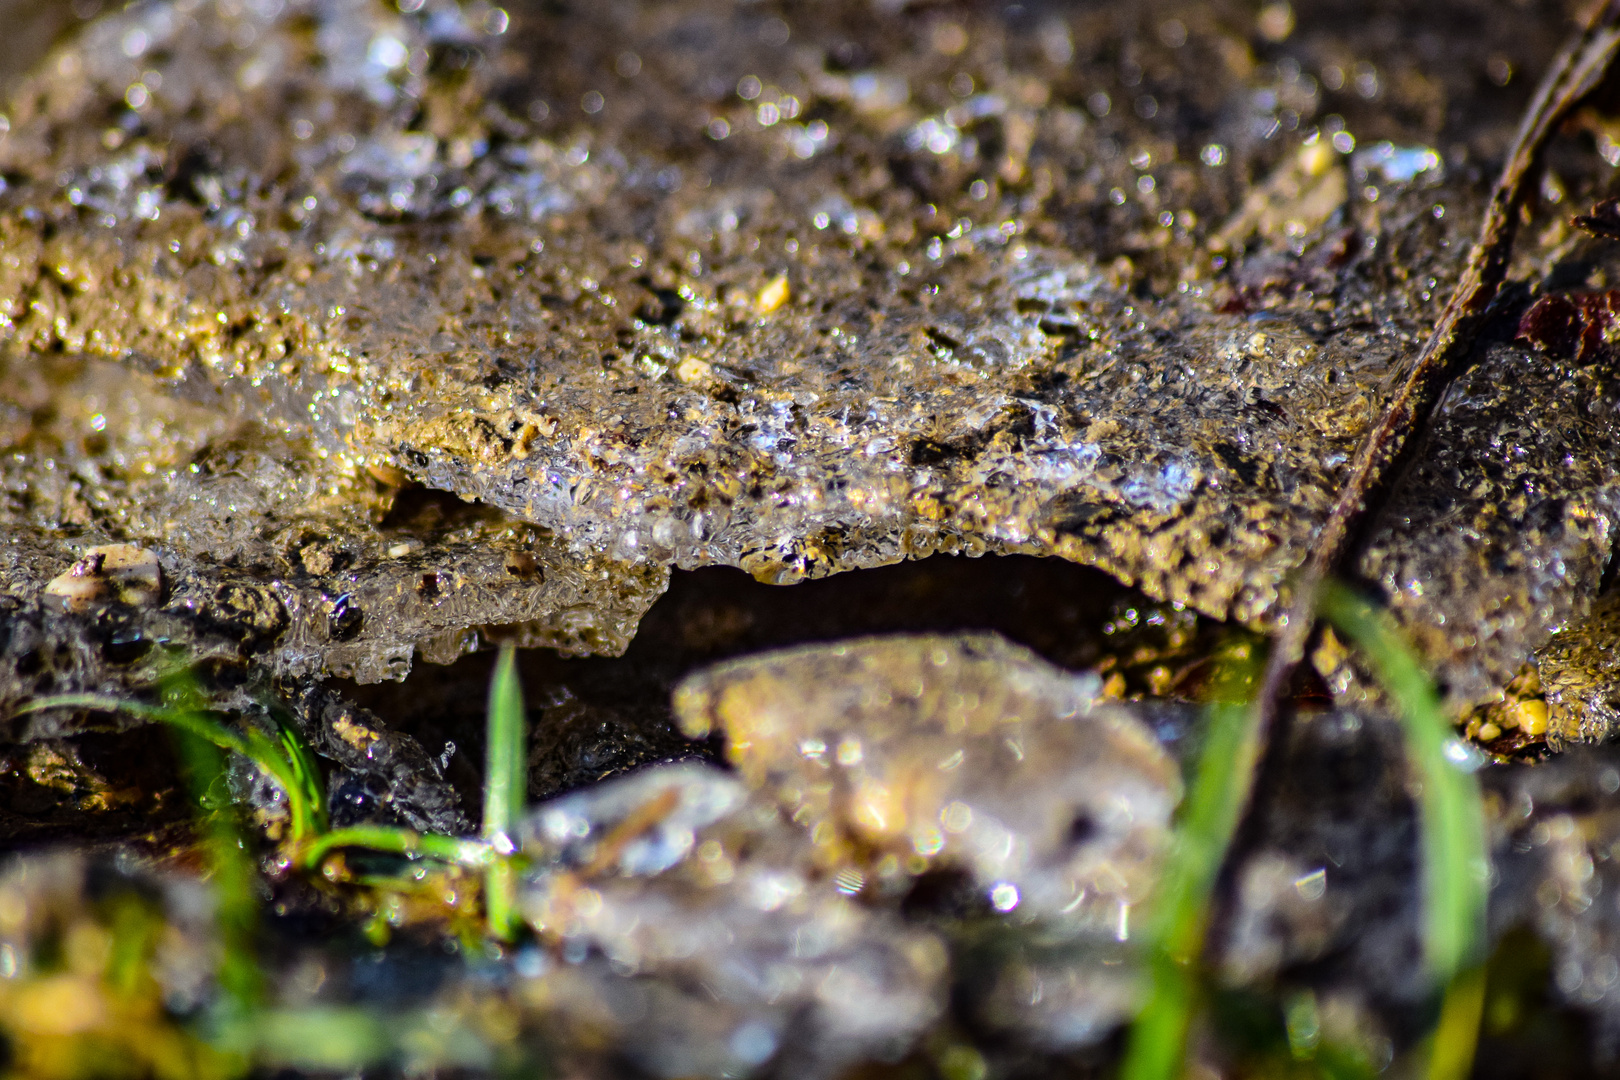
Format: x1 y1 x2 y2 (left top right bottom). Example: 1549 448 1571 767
212 1006 391 1071
263 699 330 838
13 692 321 843
172 727 263 1012
1318 583 1489 983
1125 931 1204 1080
300 825 494 872
1128 582 1492 1080
483 642 527 940
1428 966 1488 1080
1318 583 1490 1080
14 693 255 759
155 667 266 1014
1123 645 1266 1080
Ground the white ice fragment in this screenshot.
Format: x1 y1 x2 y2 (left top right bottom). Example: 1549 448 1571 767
344 132 438 181
1351 142 1442 186
522 764 749 876
1443 737 1488 773
366 34 408 71
849 71 908 113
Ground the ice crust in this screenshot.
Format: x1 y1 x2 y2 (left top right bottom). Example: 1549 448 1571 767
0 0 1615 716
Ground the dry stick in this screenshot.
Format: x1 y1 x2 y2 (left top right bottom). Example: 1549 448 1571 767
1213 0 1620 954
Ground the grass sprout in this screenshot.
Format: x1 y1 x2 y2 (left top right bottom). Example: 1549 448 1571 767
11 690 326 846
174 727 264 1013
301 826 494 871
262 698 331 842
1125 581 1491 1080
8 652 518 896
1319 582 1490 1080
3 646 541 1074
482 641 528 941
1123 642 1265 1080
1317 583 1490 983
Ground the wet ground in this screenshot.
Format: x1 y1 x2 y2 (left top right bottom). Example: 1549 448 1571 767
7 0 1620 1076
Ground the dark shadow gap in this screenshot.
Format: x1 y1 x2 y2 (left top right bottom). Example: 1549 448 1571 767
337 552 1224 807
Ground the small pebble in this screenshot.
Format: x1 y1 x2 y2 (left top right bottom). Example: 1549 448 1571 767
43 545 163 612
1514 700 1550 738
756 274 791 314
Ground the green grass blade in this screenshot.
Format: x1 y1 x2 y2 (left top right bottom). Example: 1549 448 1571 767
1153 697 1267 962
486 856 521 942
212 1006 391 1070
17 691 324 843
13 693 253 759
483 643 527 840
1318 583 1490 1080
264 700 330 840
1428 966 1488 1080
172 728 263 1012
1318 582 1489 982
1123 644 1266 1080
275 724 327 842
483 642 527 940
1125 577 1491 1080
155 667 266 1012
300 825 494 872
1125 948 1202 1080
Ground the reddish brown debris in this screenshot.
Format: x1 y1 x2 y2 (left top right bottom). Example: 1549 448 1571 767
1516 290 1620 361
